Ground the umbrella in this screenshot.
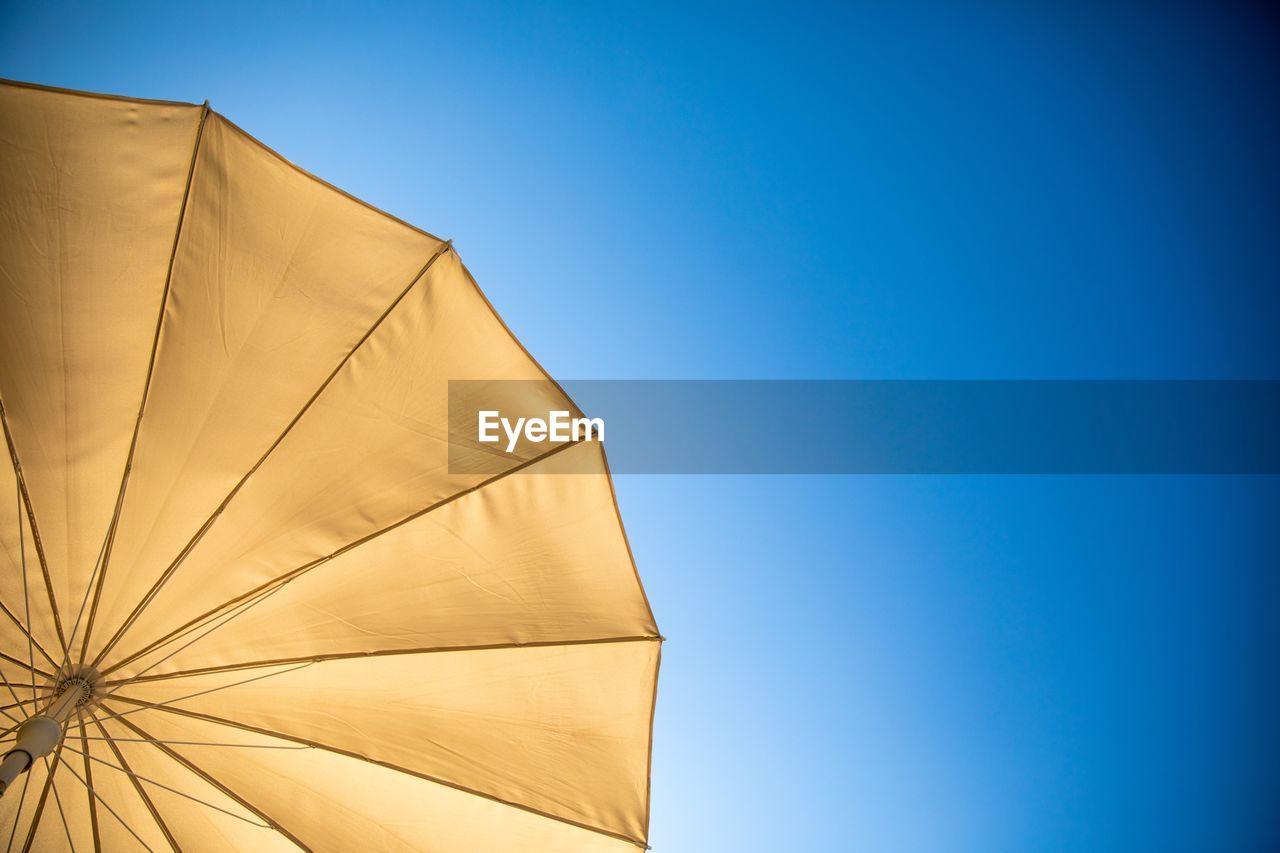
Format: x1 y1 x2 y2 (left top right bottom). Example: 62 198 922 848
0 78 660 851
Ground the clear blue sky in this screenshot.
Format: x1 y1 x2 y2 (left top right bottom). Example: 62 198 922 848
3 1 1278 849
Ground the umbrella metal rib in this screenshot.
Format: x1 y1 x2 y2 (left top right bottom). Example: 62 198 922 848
41 756 75 852
110 711 309 849
0 674 25 719
0 692 54 716
3 765 31 851
0 606 56 675
79 738 308 750
56 519 113 681
62 741 271 829
50 751 155 853
0 399 66 657
89 714 183 852
91 585 291 705
105 661 315 723
17 484 32 697
18 738 63 852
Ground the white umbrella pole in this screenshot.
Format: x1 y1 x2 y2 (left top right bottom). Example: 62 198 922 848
0 676 92 795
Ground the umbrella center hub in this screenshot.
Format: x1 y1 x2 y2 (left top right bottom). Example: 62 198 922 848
0 666 101 795
53 675 94 708
50 663 102 715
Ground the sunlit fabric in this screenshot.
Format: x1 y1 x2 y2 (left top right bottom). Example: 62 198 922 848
0 78 659 851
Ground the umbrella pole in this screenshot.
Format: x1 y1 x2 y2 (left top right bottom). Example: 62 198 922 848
0 676 92 796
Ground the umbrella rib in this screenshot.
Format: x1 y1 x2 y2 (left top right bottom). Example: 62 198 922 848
0 688 54 714
0 666 30 712
19 737 64 852
89 239 455 673
95 585 288 701
87 713 210 844
106 711 309 849
41 755 76 852
103 634 664 686
68 739 269 835
79 736 309 750
0 652 51 682
52 748 157 853
76 714 102 853
1 396 67 656
99 439 579 678
13 459 44 694
57 510 114 678
109 696 649 849
0 600 59 674
66 739 270 831
98 580 286 682
76 101 212 670
17 481 33 697
3 753 33 852
106 660 315 721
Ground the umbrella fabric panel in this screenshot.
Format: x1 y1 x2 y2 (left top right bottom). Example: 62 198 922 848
86 112 446 668
115 639 660 844
102 710 643 852
0 82 204 645
99 248 578 677
112 440 656 679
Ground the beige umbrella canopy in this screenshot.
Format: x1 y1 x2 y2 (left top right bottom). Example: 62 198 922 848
0 78 659 851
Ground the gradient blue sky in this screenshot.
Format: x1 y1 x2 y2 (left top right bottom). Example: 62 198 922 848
3 2 1278 850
